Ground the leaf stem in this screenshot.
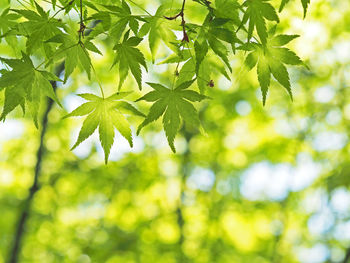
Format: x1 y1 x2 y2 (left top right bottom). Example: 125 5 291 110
15 0 28 9
94 69 105 99
48 0 74 22
171 45 185 90
34 43 79 70
78 0 86 42
80 0 83 25
42 0 64 9
81 45 105 98
125 0 152 16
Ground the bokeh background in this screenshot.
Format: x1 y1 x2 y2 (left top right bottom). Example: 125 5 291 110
1 0 350 262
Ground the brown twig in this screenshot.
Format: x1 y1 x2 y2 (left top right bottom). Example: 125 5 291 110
78 0 85 41
164 0 188 42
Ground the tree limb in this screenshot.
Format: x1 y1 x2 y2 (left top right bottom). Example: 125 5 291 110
7 63 64 263
7 17 101 262
343 248 350 263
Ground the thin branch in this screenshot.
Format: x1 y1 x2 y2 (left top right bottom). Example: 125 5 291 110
78 0 86 42
176 129 192 263
164 0 189 42
48 0 75 22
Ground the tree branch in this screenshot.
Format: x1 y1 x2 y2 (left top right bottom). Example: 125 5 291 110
343 248 350 263
175 128 193 262
164 0 188 42
7 63 64 263
7 18 101 262
78 0 86 41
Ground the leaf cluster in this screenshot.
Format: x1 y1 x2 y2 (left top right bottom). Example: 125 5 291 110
0 0 310 161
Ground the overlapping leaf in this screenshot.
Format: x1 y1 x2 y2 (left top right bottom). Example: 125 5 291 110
112 32 147 90
0 8 20 46
243 33 303 105
137 80 207 152
46 32 99 82
240 0 279 45
196 17 241 73
12 2 64 54
138 5 177 62
103 1 144 41
279 0 310 18
214 0 240 25
0 53 61 125
66 92 144 163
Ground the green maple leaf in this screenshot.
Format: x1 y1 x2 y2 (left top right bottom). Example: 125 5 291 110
158 48 192 65
194 17 241 75
103 1 144 41
66 92 144 163
158 49 212 94
46 32 99 82
214 0 240 25
194 40 209 73
242 33 303 105
136 80 207 152
176 58 196 87
12 2 64 54
197 57 212 94
301 0 311 18
138 5 177 62
0 8 20 46
0 53 61 125
240 0 279 45
112 32 147 90
279 0 310 18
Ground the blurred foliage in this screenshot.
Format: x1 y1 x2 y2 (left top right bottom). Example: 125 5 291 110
1 0 350 262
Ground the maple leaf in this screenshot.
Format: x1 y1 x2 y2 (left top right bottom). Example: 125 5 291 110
214 0 240 25
194 17 241 75
0 8 20 46
279 0 310 18
138 5 177 62
242 33 304 105
112 32 147 90
12 2 64 54
66 92 144 163
197 57 212 93
136 80 207 152
46 31 99 82
240 0 279 45
103 1 144 41
175 58 196 87
194 40 209 73
0 53 61 125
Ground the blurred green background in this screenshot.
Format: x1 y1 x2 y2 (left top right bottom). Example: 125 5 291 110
1 0 350 262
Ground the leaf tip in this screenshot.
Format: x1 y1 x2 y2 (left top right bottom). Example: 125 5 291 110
136 125 142 135
70 141 79 151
